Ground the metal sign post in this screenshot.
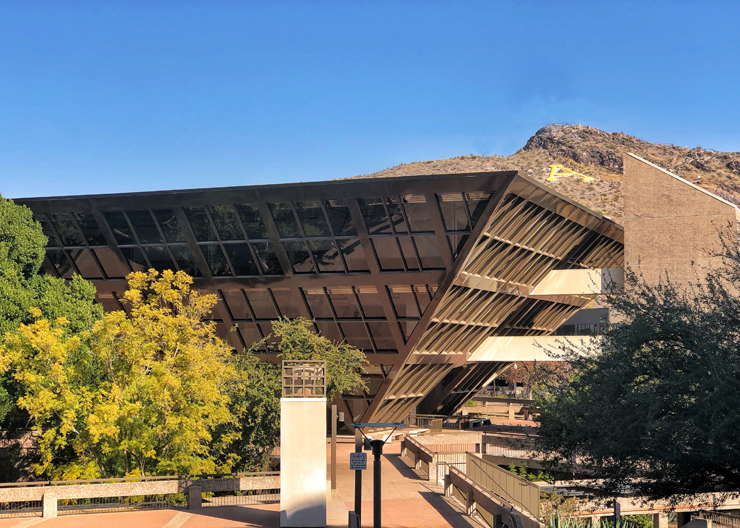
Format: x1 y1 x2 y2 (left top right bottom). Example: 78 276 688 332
349 422 406 528
354 429 363 526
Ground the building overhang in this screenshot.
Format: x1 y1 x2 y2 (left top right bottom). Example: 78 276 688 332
467 335 602 363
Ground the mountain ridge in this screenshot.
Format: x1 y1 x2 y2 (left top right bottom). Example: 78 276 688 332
355 124 740 222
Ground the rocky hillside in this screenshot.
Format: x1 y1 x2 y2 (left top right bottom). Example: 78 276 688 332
356 124 740 222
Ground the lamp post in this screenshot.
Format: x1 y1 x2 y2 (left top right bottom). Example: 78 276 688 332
349 423 406 528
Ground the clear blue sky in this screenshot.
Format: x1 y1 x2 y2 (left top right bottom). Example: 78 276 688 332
2 1 739 198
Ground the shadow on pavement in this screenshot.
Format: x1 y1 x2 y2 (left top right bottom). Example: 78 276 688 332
193 504 280 527
419 490 483 528
384 453 427 481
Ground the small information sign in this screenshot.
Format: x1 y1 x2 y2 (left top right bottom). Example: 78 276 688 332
349 452 367 471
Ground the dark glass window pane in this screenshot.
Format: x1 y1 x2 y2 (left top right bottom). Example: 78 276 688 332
46 249 73 278
121 247 148 272
358 198 390 235
398 237 419 270
283 240 314 274
94 248 129 278
339 238 369 272
239 323 264 349
128 210 162 244
466 192 492 227
169 245 202 277
223 243 259 276
50 213 84 246
355 286 385 318
415 285 433 314
371 238 404 271
104 211 135 245
268 202 300 238
251 242 282 275
97 293 122 313
235 204 269 240
38 216 59 247
201 244 232 276
368 321 396 350
208 205 243 241
385 197 407 233
398 320 418 341
73 212 106 246
340 322 373 351
309 239 344 273
438 193 470 231
316 321 342 344
271 288 301 318
41 255 59 277
260 322 278 342
414 235 445 269
448 234 469 258
401 195 433 233
324 199 356 236
68 248 103 279
295 201 331 237
303 288 334 318
328 287 361 318
143 246 175 271
153 209 185 243
222 290 250 320
365 377 384 396
245 290 279 319
388 285 421 318
184 207 218 242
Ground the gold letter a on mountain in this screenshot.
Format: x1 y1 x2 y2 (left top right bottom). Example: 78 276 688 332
546 164 594 182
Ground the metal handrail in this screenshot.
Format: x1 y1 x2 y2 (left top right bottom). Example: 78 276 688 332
0 471 280 488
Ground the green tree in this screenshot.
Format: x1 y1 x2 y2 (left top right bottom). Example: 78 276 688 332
0 270 235 479
269 317 367 400
0 196 101 433
216 317 367 472
537 250 740 500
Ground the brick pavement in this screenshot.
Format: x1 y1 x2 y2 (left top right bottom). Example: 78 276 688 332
0 438 480 528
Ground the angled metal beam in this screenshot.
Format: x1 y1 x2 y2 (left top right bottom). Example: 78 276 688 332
361 174 517 422
174 207 213 280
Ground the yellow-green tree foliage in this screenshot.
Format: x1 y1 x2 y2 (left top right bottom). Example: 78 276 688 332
0 270 234 479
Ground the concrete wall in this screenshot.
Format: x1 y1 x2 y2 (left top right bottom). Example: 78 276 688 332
280 397 327 527
624 154 740 285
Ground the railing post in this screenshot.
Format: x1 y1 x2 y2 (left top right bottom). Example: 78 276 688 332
42 493 57 518
188 484 202 510
466 489 475 516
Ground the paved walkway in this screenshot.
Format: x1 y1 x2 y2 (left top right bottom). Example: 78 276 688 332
0 439 481 528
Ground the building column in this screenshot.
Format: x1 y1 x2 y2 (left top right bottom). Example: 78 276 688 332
42 493 57 518
653 513 669 528
677 512 692 528
188 484 202 510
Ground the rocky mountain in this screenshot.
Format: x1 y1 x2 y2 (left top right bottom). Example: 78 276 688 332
356 124 740 222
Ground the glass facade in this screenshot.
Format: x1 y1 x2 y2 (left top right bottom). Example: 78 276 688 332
22 172 624 423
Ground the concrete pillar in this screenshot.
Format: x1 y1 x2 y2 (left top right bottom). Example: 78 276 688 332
677 512 692 528
466 489 475 516
508 403 515 420
188 484 202 510
280 397 327 527
42 493 57 518
653 513 669 528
